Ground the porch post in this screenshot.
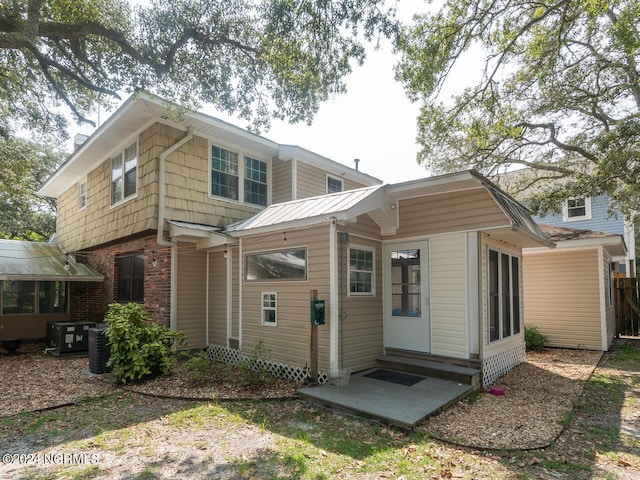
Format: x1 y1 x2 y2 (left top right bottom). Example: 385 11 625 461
329 219 339 374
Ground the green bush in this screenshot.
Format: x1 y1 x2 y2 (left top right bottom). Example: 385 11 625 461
104 302 185 383
525 325 549 351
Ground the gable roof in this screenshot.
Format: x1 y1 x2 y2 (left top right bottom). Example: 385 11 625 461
38 91 380 198
227 170 552 247
0 240 104 281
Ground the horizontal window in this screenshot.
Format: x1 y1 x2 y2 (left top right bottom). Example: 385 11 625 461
1 280 68 315
245 248 307 281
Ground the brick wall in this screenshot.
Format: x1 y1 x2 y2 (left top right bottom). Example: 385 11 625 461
77 231 172 326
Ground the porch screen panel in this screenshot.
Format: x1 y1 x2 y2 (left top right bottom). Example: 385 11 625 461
391 249 421 317
501 253 511 338
512 257 520 334
488 250 499 342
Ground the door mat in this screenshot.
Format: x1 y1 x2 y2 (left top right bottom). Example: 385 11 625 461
363 369 425 387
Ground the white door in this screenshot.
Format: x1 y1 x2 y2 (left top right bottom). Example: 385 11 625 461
383 241 430 352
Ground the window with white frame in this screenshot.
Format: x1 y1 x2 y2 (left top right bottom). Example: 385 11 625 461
211 144 239 201
488 248 521 343
111 142 137 205
327 175 343 194
244 156 267 206
262 292 277 325
78 179 87 210
349 246 375 295
563 197 591 221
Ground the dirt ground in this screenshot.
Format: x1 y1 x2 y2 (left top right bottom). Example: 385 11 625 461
1 340 639 479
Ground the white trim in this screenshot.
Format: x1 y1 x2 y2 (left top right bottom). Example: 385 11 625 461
291 158 298 200
239 238 244 349
347 244 376 297
170 244 178 332
77 178 87 211
329 221 339 374
598 245 608 350
261 291 278 326
205 251 210 346
467 232 480 356
486 244 522 345
109 140 139 208
226 248 233 348
562 196 592 222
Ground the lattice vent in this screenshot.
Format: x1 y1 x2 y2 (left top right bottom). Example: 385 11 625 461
206 344 328 384
482 341 526 386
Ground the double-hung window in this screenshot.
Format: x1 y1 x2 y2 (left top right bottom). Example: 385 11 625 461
349 246 374 295
111 142 137 205
211 144 268 205
563 197 591 221
211 145 239 200
262 292 277 325
244 156 267 206
78 180 87 210
488 249 521 342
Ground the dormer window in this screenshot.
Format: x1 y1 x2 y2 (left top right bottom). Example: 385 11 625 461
111 142 138 205
563 197 591 221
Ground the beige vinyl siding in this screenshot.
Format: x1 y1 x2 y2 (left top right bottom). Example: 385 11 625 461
272 159 293 203
341 218 384 372
208 248 228 347
523 248 603 350
430 234 469 358
389 189 509 240
56 126 159 252
241 226 331 371
296 162 370 199
175 243 207 349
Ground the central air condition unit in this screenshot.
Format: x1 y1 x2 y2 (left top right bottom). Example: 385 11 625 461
47 321 97 354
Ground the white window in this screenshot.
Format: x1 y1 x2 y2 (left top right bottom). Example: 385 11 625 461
111 142 138 205
488 248 521 343
349 246 375 296
327 175 343 194
211 144 269 205
563 197 591 221
262 292 277 325
78 179 87 210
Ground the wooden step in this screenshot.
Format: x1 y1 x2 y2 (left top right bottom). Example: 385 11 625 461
375 354 481 387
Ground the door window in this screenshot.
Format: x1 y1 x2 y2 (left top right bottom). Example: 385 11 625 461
391 249 421 317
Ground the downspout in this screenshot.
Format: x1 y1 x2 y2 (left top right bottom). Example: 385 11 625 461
158 127 194 336
329 218 339 375
157 127 194 246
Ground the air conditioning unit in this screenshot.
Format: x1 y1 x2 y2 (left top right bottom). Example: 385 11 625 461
47 321 96 354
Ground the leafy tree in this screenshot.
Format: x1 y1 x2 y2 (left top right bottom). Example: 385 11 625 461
0 0 397 136
0 137 61 241
395 0 640 218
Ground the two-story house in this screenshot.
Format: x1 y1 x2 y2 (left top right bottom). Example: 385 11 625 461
31 91 552 385
496 170 632 351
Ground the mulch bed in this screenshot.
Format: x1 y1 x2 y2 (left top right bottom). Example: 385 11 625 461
0 341 602 450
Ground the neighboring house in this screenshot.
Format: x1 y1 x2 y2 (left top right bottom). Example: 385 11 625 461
523 224 626 351
36 91 550 385
529 194 635 278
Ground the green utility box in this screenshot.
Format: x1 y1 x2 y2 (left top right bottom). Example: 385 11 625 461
310 300 326 326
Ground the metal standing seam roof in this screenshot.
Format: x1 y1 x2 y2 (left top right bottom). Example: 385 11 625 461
0 240 104 281
226 185 383 235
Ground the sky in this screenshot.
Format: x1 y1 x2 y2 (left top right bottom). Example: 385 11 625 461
69 0 474 185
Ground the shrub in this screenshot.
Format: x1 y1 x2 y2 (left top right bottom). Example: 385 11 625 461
104 302 185 383
525 325 549 351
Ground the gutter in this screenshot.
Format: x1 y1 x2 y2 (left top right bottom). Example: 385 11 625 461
157 127 194 246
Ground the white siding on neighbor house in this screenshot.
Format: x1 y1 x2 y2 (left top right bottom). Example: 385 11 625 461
175 243 207 349
523 248 603 350
429 234 469 359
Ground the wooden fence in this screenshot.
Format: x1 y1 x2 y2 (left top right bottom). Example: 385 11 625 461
615 278 640 336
